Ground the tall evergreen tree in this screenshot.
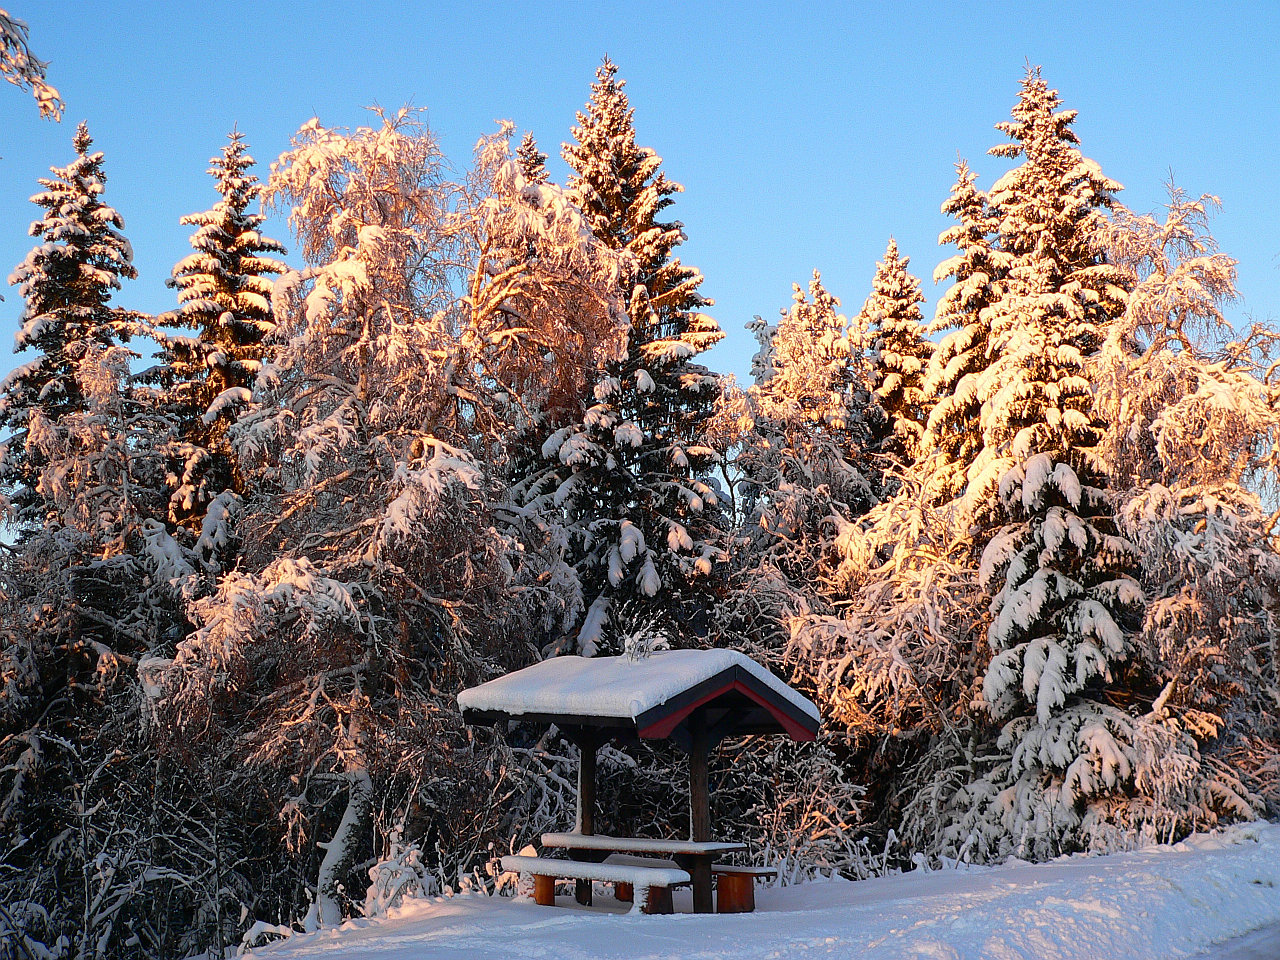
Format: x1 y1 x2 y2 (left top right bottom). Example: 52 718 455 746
922 161 1009 502
0 122 184 959
0 121 140 527
952 68 1146 860
525 58 726 653
859 238 932 467
149 131 286 553
969 67 1131 508
560 59 718 344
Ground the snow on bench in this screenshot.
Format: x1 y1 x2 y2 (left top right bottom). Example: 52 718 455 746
500 854 691 914
604 853 680 870
601 853 682 908
540 832 745 857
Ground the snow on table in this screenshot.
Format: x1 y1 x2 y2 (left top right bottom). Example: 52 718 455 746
540 833 745 857
456 649 819 724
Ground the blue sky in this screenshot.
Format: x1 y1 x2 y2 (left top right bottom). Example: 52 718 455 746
2 1 1278 381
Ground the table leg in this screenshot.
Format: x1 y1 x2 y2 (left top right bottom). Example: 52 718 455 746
687 856 713 913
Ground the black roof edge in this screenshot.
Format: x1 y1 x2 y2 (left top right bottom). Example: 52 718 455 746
460 708 637 730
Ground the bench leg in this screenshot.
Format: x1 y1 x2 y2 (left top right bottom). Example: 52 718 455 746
716 873 755 913
533 874 556 907
574 878 592 906
642 885 673 915
615 881 633 903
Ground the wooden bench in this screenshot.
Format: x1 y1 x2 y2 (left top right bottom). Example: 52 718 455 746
500 854 691 914
712 864 777 914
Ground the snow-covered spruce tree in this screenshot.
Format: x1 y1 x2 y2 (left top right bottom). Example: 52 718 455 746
153 110 626 931
0 7 61 118
933 68 1154 862
0 123 188 959
1088 188 1280 831
0 121 143 527
523 58 726 654
963 66 1130 523
859 238 932 471
146 131 286 556
921 160 1010 503
516 130 549 184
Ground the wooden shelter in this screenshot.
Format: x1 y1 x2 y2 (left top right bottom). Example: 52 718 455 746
457 649 820 845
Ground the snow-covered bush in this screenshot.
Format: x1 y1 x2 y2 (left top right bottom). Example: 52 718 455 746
364 834 439 918
711 734 874 882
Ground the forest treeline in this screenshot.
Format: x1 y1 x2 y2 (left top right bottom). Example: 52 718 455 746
0 48 1278 960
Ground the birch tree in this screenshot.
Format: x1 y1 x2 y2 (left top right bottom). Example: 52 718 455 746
152 109 627 928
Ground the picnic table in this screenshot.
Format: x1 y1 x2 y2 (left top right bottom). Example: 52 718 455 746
460 652 818 914
541 832 746 914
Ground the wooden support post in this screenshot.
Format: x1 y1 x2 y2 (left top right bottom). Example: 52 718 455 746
576 727 598 836
689 710 710 843
575 728 598 906
688 709 713 913
615 881 633 903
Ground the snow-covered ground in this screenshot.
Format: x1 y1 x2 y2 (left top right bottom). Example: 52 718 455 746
250 823 1280 960
1204 922 1280 960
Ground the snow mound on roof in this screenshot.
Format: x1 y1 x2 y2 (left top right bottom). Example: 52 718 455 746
457 649 819 723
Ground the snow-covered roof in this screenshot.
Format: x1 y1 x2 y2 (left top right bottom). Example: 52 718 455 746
457 649 819 742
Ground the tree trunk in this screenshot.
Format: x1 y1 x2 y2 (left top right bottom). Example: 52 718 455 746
308 767 372 930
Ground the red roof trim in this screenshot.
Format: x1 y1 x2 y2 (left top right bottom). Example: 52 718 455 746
637 677 815 742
